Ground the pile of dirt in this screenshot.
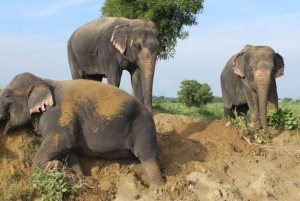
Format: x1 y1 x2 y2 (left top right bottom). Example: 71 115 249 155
1 114 300 200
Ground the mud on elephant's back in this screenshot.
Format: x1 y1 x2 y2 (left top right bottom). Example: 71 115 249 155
58 79 134 127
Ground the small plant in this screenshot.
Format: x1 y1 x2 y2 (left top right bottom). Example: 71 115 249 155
254 133 265 144
226 109 249 137
31 170 82 201
226 109 268 144
267 108 299 130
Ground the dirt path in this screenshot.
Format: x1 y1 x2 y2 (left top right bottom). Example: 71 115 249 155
1 114 300 200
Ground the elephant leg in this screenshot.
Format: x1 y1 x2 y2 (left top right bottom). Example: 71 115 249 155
129 68 144 104
33 138 68 171
106 65 122 87
66 151 83 175
267 81 278 110
224 105 234 118
68 45 83 79
131 116 164 187
245 90 261 129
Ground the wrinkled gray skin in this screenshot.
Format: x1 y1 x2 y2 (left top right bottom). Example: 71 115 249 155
68 17 159 112
0 73 164 187
221 45 284 135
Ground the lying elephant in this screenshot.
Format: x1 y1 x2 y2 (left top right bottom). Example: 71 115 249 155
221 45 284 135
0 72 164 187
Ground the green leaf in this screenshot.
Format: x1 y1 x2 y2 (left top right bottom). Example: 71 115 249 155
73 185 82 189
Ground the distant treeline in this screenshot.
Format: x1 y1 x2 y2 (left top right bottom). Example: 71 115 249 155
153 95 223 103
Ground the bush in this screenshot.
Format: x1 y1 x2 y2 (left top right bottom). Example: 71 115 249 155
267 108 299 130
31 170 82 201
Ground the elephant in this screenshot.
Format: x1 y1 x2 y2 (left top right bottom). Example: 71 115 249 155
220 45 284 135
0 72 164 187
67 17 159 112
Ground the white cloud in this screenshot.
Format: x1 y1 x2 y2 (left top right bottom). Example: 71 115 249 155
24 0 93 17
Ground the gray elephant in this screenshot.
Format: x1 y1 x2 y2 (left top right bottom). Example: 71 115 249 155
0 73 164 187
221 45 284 135
67 17 159 112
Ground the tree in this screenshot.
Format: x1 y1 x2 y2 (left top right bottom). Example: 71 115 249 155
101 0 204 60
177 80 213 107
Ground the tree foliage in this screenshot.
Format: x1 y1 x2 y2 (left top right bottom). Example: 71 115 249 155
177 80 213 107
101 0 204 60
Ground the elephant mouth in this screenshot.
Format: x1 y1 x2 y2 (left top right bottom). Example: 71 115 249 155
0 113 10 126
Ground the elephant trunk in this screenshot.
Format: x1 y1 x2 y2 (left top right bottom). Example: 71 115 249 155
140 60 155 112
0 101 7 121
255 69 272 135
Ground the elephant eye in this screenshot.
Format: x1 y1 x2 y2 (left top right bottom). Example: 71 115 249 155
4 94 10 99
3 94 12 102
133 43 142 51
249 67 254 75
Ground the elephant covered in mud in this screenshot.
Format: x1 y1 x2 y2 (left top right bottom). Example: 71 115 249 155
67 17 159 112
221 45 284 135
0 73 164 187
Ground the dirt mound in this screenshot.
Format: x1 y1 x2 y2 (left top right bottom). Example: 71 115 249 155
1 114 300 200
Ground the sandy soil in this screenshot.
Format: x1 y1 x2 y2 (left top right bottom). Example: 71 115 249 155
1 113 300 201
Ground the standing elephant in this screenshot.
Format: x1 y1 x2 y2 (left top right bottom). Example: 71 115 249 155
221 45 284 135
0 73 164 187
67 17 159 112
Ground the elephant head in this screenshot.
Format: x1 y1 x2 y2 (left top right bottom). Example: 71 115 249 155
232 45 284 134
0 73 53 134
110 20 159 111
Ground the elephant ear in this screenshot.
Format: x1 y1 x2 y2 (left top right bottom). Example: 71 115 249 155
232 45 252 78
274 53 284 78
111 24 129 54
28 82 54 114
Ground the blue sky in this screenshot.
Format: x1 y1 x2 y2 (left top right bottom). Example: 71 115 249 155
0 0 299 99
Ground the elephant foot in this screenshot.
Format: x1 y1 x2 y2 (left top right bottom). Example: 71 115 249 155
144 162 165 188
69 163 84 175
44 160 63 171
249 120 261 130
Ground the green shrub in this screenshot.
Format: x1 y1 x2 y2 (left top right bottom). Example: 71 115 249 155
226 110 249 137
226 109 265 144
31 170 82 201
267 108 298 130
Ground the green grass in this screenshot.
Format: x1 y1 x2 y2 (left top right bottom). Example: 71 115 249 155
153 102 223 120
152 101 300 128
279 102 300 116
